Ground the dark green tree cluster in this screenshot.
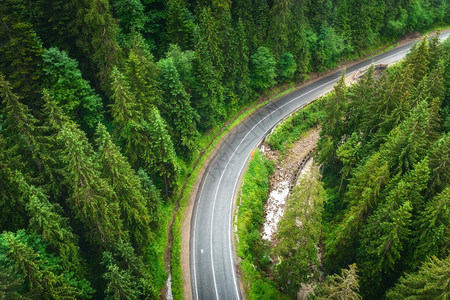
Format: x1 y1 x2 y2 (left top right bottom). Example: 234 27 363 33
318 37 450 298
1 0 448 296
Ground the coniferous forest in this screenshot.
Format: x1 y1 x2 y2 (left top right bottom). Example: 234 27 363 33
0 0 449 298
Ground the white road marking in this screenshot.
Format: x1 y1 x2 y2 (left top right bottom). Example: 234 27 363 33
201 249 203 254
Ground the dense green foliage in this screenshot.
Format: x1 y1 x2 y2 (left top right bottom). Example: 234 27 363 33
235 151 285 299
319 37 450 299
273 165 325 294
1 0 448 297
267 97 326 152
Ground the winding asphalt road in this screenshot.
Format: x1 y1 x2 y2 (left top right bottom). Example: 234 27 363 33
190 31 450 300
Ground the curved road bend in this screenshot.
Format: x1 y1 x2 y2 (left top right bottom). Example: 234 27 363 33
190 31 450 300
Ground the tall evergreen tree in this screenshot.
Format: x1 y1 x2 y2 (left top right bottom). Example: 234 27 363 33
314 264 362 300
95 123 153 253
58 120 125 249
381 100 432 176
191 27 225 130
74 0 122 90
110 67 179 195
412 187 450 267
386 255 450 300
324 153 390 273
268 0 293 58
125 33 161 115
0 231 83 299
101 251 142 300
165 0 195 50
42 47 104 133
14 172 84 275
0 0 43 106
250 46 277 91
157 57 199 158
0 75 50 181
0 134 26 231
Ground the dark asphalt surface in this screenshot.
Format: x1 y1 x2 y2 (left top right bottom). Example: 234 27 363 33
190 31 450 300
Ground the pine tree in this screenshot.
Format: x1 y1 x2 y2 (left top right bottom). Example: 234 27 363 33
404 37 430 84
250 46 277 91
324 153 390 273
322 71 347 142
165 0 195 50
314 264 362 300
0 0 43 106
58 121 125 249
125 33 161 115
102 251 142 300
42 47 104 133
386 255 450 300
351 64 376 137
0 134 26 231
357 158 429 297
0 74 49 180
74 0 122 90
412 187 449 267
110 67 179 195
191 27 225 130
113 0 147 36
0 231 82 299
95 123 153 253
13 171 84 274
428 133 450 194
197 7 224 79
381 100 431 176
157 57 199 158
268 0 293 58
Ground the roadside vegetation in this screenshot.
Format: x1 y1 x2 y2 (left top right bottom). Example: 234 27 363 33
236 36 450 299
0 0 449 297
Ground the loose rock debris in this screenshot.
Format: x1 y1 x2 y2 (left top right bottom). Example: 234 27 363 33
261 128 320 241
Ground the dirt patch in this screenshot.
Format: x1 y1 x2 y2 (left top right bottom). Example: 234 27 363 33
261 128 320 242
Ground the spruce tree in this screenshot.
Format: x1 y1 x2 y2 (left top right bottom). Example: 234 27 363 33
95 123 153 253
250 46 277 91
0 0 43 106
412 187 449 267
268 0 293 58
125 33 161 115
428 133 450 194
42 47 104 133
0 134 26 231
191 27 225 130
386 255 450 300
314 264 362 300
1 231 82 299
0 74 50 181
13 171 84 274
381 100 431 176
157 57 199 158
324 153 390 273
102 252 142 300
110 67 179 195
165 0 195 50
58 121 125 249
357 158 430 297
74 0 122 90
